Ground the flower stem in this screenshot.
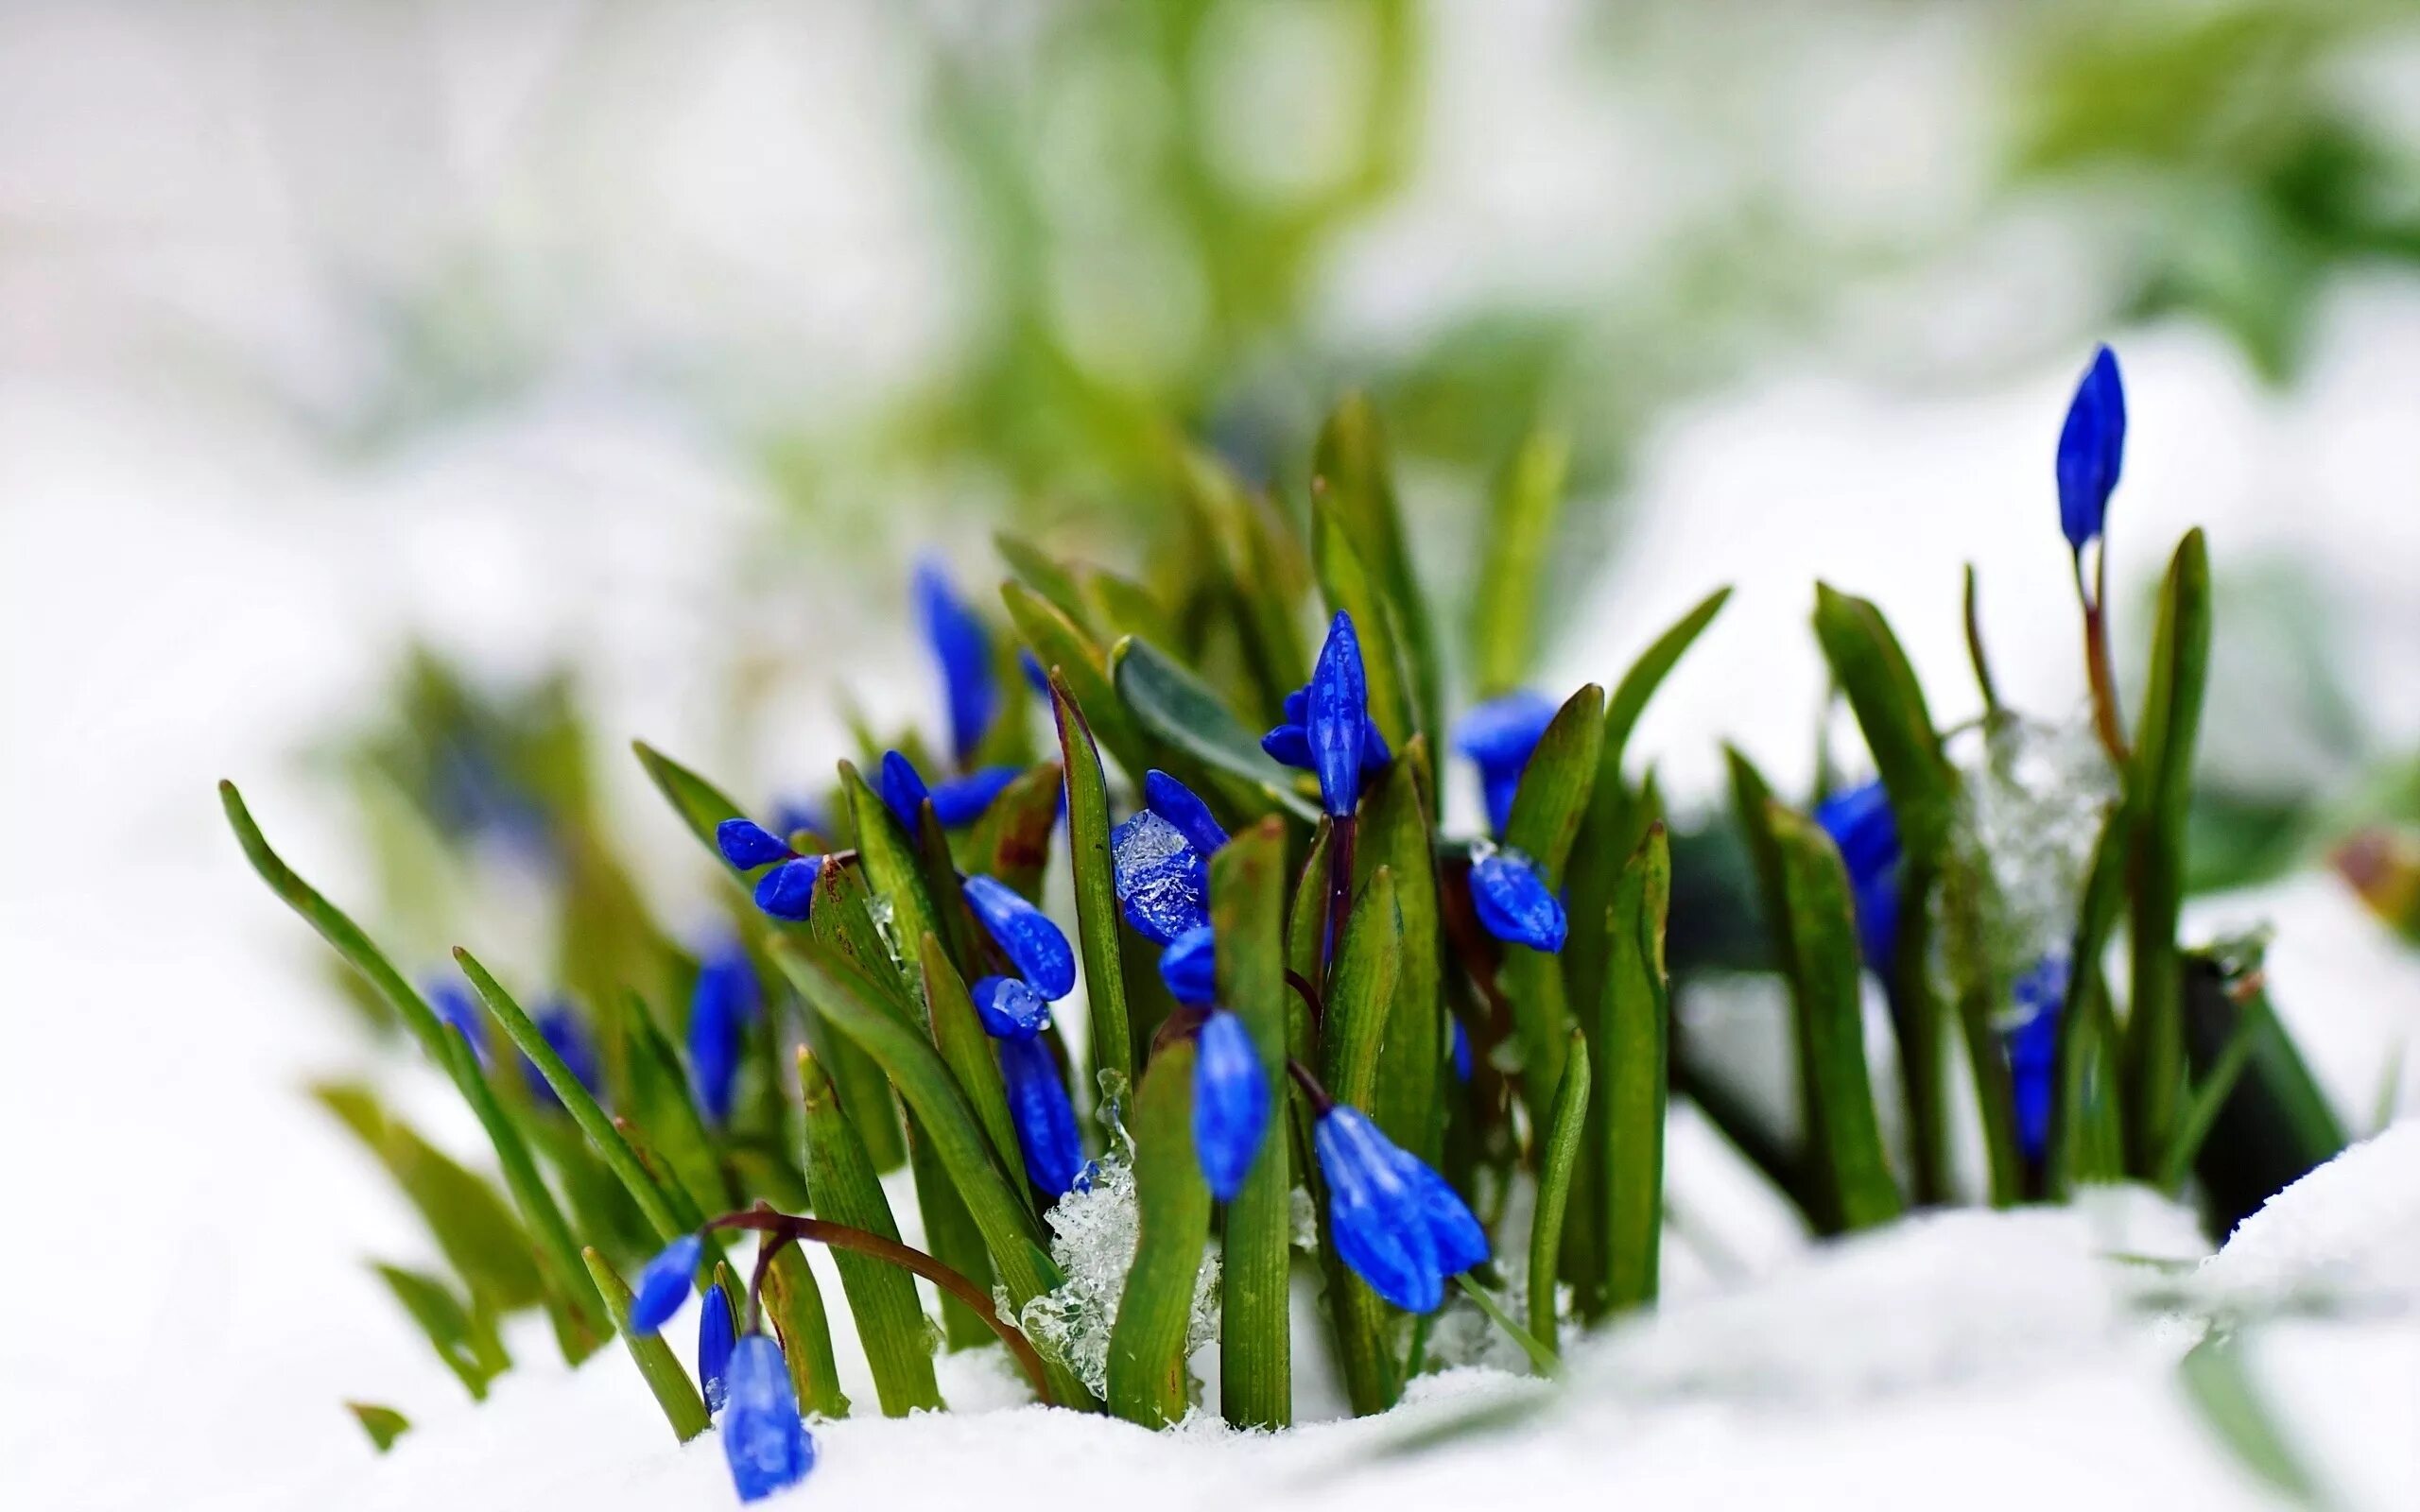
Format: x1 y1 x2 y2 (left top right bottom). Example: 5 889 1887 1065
2077 547 2129 767
1324 813 1357 979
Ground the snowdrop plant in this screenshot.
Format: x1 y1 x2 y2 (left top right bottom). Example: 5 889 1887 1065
222 374 2352 1498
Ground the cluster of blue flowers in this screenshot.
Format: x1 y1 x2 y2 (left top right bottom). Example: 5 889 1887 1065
629 1235 815 1503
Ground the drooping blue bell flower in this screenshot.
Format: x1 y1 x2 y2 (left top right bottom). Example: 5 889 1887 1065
1455 690 1558 837
1816 779 1901 973
1262 612 1391 815
915 558 998 766
1192 1010 1269 1201
998 1033 1085 1196
1469 848 1567 953
972 974 1049 1040
522 1001 602 1108
722 1332 817 1502
698 1285 736 1415
1159 923 1218 1005
690 940 760 1126
963 875 1076 999
1110 770 1229 945
1314 1106 1488 1314
2008 954 2068 1163
717 817 821 922
427 980 490 1068
2056 344 2126 551
629 1232 702 1333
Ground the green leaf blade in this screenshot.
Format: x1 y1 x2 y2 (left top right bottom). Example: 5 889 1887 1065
1211 817 1293 1429
1105 1040 1214 1428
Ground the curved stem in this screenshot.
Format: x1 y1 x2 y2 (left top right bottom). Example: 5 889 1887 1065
2077 547 2129 767
704 1210 1056 1405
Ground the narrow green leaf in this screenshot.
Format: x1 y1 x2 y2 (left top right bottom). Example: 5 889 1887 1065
2124 530 2213 1177
994 531 1095 632
1527 1029 1590 1352
1004 579 1149 785
1082 566 1178 654
1360 743 1444 1162
1111 635 1321 820
1287 820 1335 992
313 1083 544 1313
804 857 911 1172
762 1246 851 1418
1322 865 1404 1415
2179 941 2348 1231
1314 394 1443 754
2178 1333 2326 1506
1470 425 1569 697
345 1402 411 1453
224 782 610 1359
619 988 738 1218
796 1048 943 1416
1599 824 1671 1314
908 1118 998 1353
1049 671 1134 1100
1311 502 1421 753
1452 1274 1559 1378
1769 803 1905 1231
1501 685 1606 1138
1105 1040 1214 1427
1810 584 1956 855
2160 988 2272 1193
839 761 944 1000
1174 446 1309 724
631 740 752 862
921 934 1028 1194
373 1263 509 1400
1212 817 1292 1429
580 1247 711 1442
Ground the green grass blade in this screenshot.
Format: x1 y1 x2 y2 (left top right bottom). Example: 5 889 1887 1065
762 1246 851 1418
920 934 1028 1193
2124 529 2213 1177
1452 1274 1559 1378
580 1247 710 1442
1005 579 1149 786
1311 500 1422 754
1527 1029 1590 1353
908 1118 999 1352
618 988 737 1218
1501 685 1606 1138
804 858 914 1173
1287 820 1335 990
631 740 752 861
313 1083 545 1312
1470 425 1568 698
839 761 945 999
222 782 608 1358
1322 865 1404 1415
1105 1040 1214 1427
1049 671 1134 1100
1600 824 1671 1314
1360 743 1443 1162
373 1263 509 1400
1111 635 1321 820
1212 816 1292 1428
1174 446 1310 725
1314 394 1443 755
2178 1333 2328 1507
796 1048 942 1416
994 531 1095 631
2048 799 2131 1194
1810 584 1955 854
345 1402 411 1453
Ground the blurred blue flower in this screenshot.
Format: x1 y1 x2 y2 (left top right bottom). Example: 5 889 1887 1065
915 558 998 766
1159 923 1217 1005
1314 1106 1487 1314
880 749 932 830
699 1285 736 1415
1816 780 1900 973
1019 648 1052 698
690 941 759 1125
629 1233 702 1333
1192 1010 1269 1201
1454 690 1558 836
722 1332 817 1502
1111 771 1228 945
998 1034 1084 1196
972 974 1049 1040
963 875 1076 999
427 980 490 1068
883 750 1021 832
1451 1020 1473 1085
769 799 826 844
2056 344 2126 550
1469 849 1567 953
2009 954 2068 1164
522 1001 602 1108
1262 612 1390 815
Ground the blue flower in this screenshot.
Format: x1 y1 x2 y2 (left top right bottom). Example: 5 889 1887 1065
2056 344 2126 550
699 1285 736 1415
1192 1010 1269 1201
998 1034 1085 1196
883 750 1021 831
1262 612 1390 816
972 974 1049 1040
881 749 932 830
1159 924 1218 1005
717 818 793 870
1314 1106 1488 1314
963 875 1076 999
1468 849 1567 953
916 558 998 766
1816 780 1900 973
1451 1020 1473 1085
722 1332 817 1502
629 1233 702 1333
427 980 490 1067
522 1001 602 1108
1019 648 1052 697
770 799 825 844
690 941 760 1125
1110 770 1229 945
753 856 822 922
1455 690 1558 837
2008 954 2068 1163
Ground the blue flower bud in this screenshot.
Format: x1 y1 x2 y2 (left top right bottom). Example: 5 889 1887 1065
629 1233 702 1333
1816 780 1901 973
1192 1010 1269 1201
916 558 998 766
1469 849 1567 953
698 1285 736 1415
1451 1019 1473 1085
2008 954 2068 1163
523 1001 602 1108
722 1332 817 1502
1159 923 1217 1005
1314 1106 1488 1314
1454 690 1559 836
972 974 1049 1040
998 1033 1085 1196
1144 770 1228 857
963 875 1076 999
1111 810 1211 945
752 855 821 922
2056 344 2126 550
880 749 932 831
1260 614 1390 812
717 818 793 870
690 942 759 1125
929 765 1022 827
